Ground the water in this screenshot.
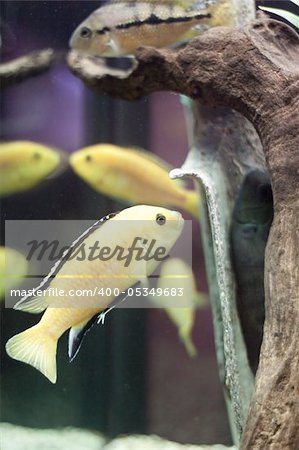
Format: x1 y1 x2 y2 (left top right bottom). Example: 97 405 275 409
2 0 292 447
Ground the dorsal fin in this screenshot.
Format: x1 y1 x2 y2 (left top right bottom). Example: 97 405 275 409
14 211 119 311
128 146 173 172
128 147 186 188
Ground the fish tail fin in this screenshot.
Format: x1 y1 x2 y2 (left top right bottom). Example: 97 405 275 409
179 325 197 358
5 324 57 383
184 190 200 218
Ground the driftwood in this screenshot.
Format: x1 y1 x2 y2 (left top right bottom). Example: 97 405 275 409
0 49 55 89
68 15 299 449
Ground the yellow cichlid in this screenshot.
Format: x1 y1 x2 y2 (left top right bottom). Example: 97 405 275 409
6 205 184 383
69 1 212 57
0 141 61 196
70 144 200 218
0 246 28 300
152 258 208 357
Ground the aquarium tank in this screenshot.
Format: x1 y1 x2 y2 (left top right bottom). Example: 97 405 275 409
1 1 298 450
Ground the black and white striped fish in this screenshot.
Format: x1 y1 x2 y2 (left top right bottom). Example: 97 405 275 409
258 0 299 31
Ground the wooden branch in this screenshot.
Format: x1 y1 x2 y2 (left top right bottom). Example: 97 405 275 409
68 15 299 449
67 48 183 100
0 49 55 89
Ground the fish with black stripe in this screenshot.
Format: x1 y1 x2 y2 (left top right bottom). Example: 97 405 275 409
6 205 184 383
69 1 213 57
259 0 299 31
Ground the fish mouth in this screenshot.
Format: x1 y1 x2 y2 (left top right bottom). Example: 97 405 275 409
69 153 82 172
69 28 83 51
69 31 75 49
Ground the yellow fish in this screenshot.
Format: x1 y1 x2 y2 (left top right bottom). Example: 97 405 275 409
6 205 184 383
0 141 61 196
0 246 28 300
69 1 211 57
152 258 208 357
70 144 200 218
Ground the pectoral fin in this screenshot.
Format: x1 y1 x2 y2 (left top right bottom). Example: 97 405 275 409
131 241 150 287
140 275 149 288
134 259 148 287
69 282 143 360
97 282 141 325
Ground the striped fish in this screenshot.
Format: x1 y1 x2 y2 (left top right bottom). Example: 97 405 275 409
6 205 184 383
69 1 211 56
259 1 299 31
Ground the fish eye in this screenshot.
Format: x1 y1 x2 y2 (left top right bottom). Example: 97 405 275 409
80 27 92 39
33 153 41 160
156 214 166 225
85 155 92 162
242 223 258 239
